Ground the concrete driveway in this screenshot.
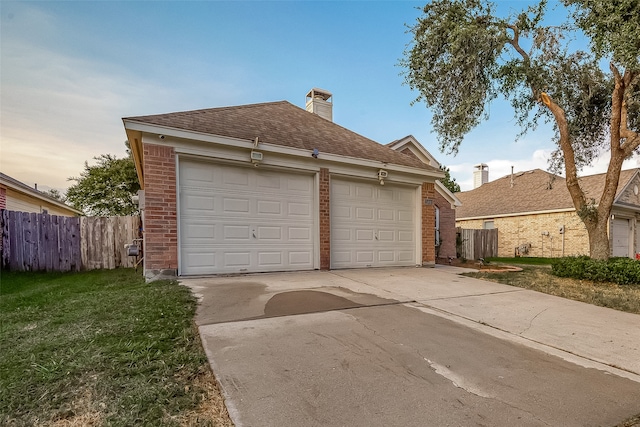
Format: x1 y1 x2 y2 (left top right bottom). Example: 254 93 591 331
182 266 640 427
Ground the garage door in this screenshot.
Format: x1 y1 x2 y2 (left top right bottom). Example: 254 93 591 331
179 159 315 275
612 217 630 257
331 178 417 269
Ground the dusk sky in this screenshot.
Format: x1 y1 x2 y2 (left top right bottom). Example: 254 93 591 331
1 1 638 193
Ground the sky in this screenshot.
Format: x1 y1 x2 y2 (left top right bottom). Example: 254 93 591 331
1 0 638 193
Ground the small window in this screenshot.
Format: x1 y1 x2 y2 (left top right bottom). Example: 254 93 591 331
483 220 494 230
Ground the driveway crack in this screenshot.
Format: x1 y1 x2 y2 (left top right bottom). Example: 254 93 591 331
520 307 549 335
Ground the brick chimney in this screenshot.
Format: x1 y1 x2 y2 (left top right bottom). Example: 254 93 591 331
306 88 333 121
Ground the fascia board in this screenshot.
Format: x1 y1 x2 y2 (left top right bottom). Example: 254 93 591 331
457 207 576 221
126 120 445 180
435 180 462 208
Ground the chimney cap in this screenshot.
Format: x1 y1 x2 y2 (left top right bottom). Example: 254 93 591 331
306 88 332 101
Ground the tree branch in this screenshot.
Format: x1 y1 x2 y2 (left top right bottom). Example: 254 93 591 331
540 92 588 212
506 24 538 99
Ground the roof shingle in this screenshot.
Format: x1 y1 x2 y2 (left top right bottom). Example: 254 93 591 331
124 101 435 171
455 168 639 219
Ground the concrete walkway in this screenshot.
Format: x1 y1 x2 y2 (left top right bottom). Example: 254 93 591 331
183 266 640 426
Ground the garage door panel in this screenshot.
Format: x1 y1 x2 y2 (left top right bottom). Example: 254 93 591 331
257 200 282 214
356 229 375 241
222 169 250 186
356 252 375 263
179 159 314 275
378 209 395 221
288 202 312 217
224 225 251 240
183 223 216 240
612 218 630 257
331 179 417 269
258 252 282 266
289 227 311 240
258 226 282 240
289 251 312 265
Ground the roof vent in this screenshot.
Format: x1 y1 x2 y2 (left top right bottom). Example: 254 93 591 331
306 88 333 121
473 163 489 189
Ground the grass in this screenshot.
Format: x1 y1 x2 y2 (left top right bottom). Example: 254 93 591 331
485 257 553 266
464 264 640 315
0 269 233 427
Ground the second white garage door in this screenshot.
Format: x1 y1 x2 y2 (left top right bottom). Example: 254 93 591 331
179 159 315 275
612 217 630 258
331 178 418 269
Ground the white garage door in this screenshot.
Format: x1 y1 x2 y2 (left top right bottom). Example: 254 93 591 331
179 159 315 275
331 178 417 269
612 217 630 258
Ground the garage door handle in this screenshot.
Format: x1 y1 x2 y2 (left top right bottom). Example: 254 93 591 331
375 234 378 240
252 231 257 238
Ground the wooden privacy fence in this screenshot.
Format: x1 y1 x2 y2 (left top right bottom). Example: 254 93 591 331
1 210 141 272
458 228 498 260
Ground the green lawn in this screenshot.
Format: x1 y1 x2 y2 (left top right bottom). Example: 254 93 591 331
0 269 232 426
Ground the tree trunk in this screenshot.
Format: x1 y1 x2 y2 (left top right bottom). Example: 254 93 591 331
587 219 610 260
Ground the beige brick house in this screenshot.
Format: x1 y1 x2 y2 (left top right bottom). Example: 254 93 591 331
455 168 640 259
123 89 448 280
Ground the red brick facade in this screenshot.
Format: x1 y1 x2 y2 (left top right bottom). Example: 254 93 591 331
434 190 457 260
143 144 178 276
422 182 436 265
319 168 331 270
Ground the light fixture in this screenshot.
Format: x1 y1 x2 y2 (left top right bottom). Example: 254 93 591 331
250 150 263 166
377 169 388 185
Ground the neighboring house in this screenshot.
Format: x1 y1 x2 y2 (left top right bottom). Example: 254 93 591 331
123 89 446 280
455 167 640 259
0 172 82 216
387 136 462 260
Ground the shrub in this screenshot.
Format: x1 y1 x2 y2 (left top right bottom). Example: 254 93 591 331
551 257 640 286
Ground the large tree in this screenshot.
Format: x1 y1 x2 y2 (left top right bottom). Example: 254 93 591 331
401 0 639 260
66 143 140 216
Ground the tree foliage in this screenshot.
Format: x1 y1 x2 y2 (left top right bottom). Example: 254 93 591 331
66 143 140 216
401 0 640 259
440 165 461 193
41 189 65 202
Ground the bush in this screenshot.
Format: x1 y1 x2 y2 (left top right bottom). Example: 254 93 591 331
551 256 640 286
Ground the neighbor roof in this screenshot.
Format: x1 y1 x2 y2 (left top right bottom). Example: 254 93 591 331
124 101 435 171
0 172 83 215
456 168 639 219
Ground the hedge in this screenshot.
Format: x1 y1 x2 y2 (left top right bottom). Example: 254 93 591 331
551 256 640 286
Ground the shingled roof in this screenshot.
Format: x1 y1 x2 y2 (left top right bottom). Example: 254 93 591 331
456 168 639 219
124 101 435 171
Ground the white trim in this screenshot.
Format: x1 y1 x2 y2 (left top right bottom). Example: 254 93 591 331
313 171 321 270
176 154 183 276
435 180 462 208
388 135 441 168
457 207 576 221
415 185 423 266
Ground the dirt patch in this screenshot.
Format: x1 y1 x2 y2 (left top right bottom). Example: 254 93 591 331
436 257 520 271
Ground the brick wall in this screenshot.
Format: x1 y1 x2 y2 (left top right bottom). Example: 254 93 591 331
434 190 456 259
0 187 6 210
143 144 178 278
422 182 436 265
319 168 330 270
457 211 589 258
